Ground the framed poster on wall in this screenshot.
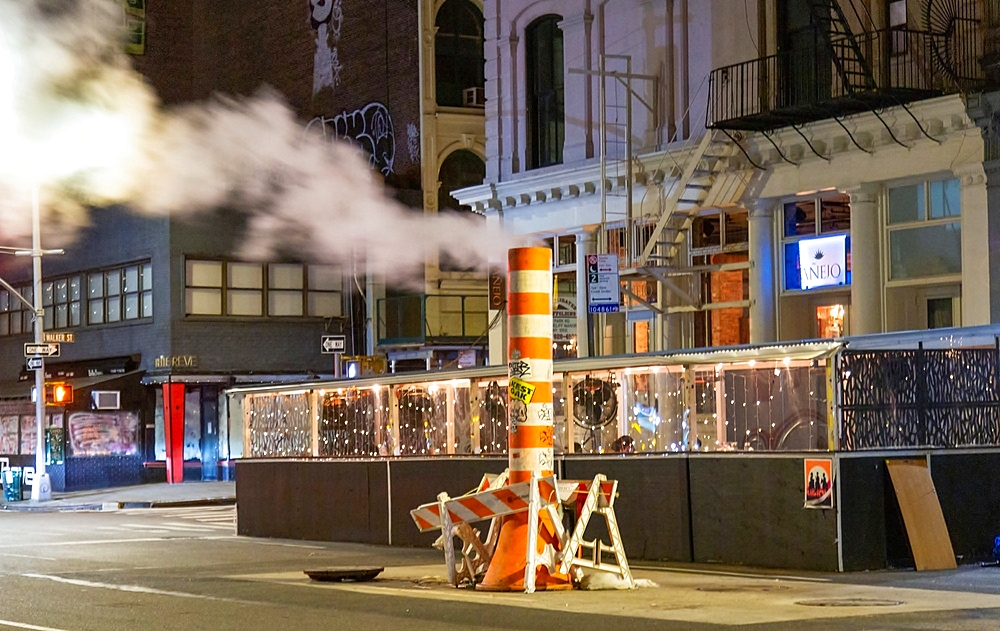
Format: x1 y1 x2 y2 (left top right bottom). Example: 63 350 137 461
804 458 834 509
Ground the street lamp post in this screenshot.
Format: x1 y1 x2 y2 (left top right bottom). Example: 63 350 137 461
29 185 50 501
0 185 62 501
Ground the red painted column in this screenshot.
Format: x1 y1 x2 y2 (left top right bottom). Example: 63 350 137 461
162 383 186 484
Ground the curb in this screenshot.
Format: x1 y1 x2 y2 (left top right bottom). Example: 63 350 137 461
2 496 236 513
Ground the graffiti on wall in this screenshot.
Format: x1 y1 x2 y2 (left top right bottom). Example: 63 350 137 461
306 102 396 176
406 123 420 162
310 0 344 95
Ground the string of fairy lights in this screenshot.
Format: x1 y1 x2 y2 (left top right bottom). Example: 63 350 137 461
246 393 312 457
243 362 828 458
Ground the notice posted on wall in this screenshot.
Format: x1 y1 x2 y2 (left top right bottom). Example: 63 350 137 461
804 458 834 509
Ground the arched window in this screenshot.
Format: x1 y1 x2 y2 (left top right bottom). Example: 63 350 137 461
526 15 564 169
438 150 485 271
438 149 486 213
435 0 485 107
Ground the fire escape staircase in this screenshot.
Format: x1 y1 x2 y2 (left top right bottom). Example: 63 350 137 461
626 130 738 313
808 0 877 95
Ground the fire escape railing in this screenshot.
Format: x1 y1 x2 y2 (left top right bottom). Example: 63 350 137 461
707 28 984 133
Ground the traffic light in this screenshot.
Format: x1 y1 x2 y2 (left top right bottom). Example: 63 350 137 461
44 382 73 405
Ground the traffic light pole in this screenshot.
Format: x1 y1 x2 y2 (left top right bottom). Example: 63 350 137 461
30 186 50 501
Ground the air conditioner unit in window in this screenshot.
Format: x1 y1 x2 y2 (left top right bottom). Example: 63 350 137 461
92 390 121 411
463 87 485 107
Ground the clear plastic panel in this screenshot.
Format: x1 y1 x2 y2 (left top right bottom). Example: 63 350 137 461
475 380 508 455
723 364 828 451
245 392 312 457
621 369 686 452
320 387 391 457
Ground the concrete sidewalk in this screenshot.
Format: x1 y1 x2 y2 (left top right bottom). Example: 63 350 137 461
1 480 235 512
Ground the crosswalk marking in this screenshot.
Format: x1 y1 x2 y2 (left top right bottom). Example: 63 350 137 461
109 505 236 535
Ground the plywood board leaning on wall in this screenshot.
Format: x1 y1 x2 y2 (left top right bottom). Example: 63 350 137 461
886 458 957 571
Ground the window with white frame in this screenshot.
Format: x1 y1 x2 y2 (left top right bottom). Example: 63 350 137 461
42 276 83 330
0 285 32 337
228 263 264 316
185 260 223 315
185 259 342 318
89 262 152 324
887 179 961 281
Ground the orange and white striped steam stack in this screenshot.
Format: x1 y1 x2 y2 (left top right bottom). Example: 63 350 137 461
477 246 571 591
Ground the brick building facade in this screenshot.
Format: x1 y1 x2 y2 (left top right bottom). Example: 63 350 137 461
0 0 485 490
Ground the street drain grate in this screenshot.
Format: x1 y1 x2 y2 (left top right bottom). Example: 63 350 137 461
795 598 904 607
696 585 791 593
304 567 384 582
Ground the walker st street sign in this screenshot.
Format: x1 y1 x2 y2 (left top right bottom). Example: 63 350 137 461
43 332 75 343
24 343 60 357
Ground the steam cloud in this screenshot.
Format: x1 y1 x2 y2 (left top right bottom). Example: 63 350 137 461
0 0 507 283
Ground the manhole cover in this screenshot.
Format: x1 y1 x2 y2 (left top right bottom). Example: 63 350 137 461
795 598 904 607
304 567 384 582
697 584 790 593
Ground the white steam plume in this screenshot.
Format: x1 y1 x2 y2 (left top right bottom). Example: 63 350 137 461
0 0 508 283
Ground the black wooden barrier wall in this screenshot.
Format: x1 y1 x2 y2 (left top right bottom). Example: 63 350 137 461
236 449 1000 572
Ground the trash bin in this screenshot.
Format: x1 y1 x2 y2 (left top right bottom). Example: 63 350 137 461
2 468 23 502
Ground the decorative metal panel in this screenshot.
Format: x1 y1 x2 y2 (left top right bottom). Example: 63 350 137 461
840 348 1000 450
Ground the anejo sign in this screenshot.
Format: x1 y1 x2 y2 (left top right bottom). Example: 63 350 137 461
797 235 848 290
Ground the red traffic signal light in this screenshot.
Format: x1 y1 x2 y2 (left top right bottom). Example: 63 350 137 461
44 383 73 405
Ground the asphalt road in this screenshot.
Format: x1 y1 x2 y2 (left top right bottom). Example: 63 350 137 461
1 506 1000 630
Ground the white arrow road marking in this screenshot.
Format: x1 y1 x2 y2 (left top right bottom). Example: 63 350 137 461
21 574 242 603
0 536 218 549
0 618 75 631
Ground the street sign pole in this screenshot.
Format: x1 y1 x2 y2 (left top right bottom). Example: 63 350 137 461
30 186 50 501
321 335 346 378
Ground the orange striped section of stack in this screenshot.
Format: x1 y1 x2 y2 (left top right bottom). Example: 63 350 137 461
478 247 572 592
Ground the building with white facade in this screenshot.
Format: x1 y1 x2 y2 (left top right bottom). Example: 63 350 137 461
455 0 999 365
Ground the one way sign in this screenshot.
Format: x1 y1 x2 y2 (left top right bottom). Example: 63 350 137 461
24 343 60 357
321 335 346 354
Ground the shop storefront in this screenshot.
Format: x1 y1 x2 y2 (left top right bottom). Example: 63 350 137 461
0 356 148 491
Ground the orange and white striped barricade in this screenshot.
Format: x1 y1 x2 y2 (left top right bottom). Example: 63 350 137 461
410 471 506 586
410 472 560 587
554 474 634 587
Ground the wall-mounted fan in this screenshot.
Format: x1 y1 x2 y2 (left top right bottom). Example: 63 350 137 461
924 0 981 91
572 376 619 451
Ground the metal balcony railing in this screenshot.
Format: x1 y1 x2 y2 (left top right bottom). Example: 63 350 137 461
707 27 985 133
377 294 489 346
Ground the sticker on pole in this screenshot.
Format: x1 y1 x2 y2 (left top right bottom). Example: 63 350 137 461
508 378 536 405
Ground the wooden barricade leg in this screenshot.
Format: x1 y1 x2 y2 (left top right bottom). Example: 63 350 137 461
437 493 457 586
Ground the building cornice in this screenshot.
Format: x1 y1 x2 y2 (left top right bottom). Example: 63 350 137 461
454 140 710 213
459 93 983 216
